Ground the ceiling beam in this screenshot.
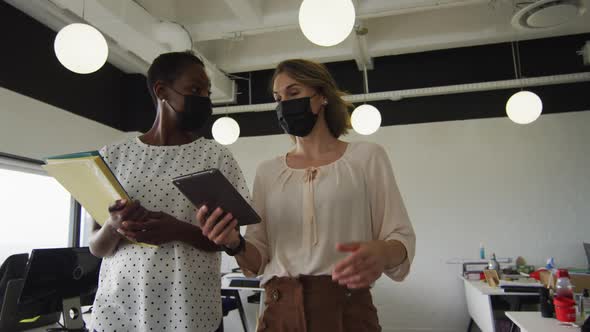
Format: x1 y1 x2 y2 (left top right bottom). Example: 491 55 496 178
223 0 263 25
211 72 590 114
133 0 176 22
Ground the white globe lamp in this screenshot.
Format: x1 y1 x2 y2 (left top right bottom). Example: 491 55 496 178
351 104 382 135
299 0 356 47
212 117 240 145
506 91 543 124
54 23 108 74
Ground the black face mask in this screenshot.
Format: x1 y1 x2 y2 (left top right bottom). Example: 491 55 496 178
276 96 318 137
165 87 213 132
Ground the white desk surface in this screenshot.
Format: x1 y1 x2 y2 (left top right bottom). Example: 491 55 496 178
506 312 581 332
461 276 539 296
448 257 513 264
221 273 264 292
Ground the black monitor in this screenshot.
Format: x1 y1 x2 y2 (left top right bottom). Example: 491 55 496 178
18 247 101 331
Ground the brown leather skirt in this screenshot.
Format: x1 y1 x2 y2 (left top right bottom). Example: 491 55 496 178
257 275 381 332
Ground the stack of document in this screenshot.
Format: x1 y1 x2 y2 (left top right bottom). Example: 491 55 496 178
43 151 156 248
499 279 542 287
42 151 129 226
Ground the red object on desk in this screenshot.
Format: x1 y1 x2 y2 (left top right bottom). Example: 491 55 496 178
554 296 576 322
529 269 547 281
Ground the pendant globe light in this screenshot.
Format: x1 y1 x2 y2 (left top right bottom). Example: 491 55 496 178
298 0 356 47
506 41 542 124
54 1 108 74
212 117 240 145
351 66 381 135
351 104 381 135
506 91 542 124
212 74 246 145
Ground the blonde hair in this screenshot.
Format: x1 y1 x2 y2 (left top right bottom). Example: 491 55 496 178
272 59 352 138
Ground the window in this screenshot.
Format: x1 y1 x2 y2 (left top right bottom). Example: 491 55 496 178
80 208 94 247
0 156 72 264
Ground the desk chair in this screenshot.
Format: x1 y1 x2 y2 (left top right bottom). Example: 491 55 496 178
221 289 248 332
0 254 60 332
0 253 28 307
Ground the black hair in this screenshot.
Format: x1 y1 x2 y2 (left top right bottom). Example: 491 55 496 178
146 51 205 106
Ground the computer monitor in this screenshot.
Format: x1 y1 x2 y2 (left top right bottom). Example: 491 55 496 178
18 247 101 331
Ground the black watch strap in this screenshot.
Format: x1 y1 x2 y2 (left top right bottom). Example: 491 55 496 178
223 234 245 256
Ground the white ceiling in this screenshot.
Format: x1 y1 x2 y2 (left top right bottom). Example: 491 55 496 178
6 0 590 101
135 0 590 73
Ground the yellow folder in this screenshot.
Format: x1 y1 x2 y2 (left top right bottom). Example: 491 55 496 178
42 151 156 248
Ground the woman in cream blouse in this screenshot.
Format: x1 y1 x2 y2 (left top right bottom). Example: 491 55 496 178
197 59 415 332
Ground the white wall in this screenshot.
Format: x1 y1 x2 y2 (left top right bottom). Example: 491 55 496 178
224 111 590 332
0 87 133 159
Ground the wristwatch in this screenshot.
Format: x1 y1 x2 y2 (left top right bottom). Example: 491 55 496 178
223 234 245 256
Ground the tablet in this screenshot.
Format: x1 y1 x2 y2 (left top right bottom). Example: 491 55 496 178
172 169 261 226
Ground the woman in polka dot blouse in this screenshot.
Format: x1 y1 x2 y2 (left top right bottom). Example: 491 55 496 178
88 51 250 332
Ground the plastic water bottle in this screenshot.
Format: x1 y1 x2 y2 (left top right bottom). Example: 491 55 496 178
488 253 501 276
555 269 574 299
546 257 556 271
479 243 485 260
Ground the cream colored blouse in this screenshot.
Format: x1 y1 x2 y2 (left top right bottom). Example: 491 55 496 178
245 141 416 285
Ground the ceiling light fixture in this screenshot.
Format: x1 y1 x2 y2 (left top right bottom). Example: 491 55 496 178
54 1 108 74
351 66 382 135
298 0 356 47
212 117 240 145
506 41 543 124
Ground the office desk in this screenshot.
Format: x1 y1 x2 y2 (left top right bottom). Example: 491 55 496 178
221 273 265 331
23 313 92 332
506 311 581 332
462 276 539 332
